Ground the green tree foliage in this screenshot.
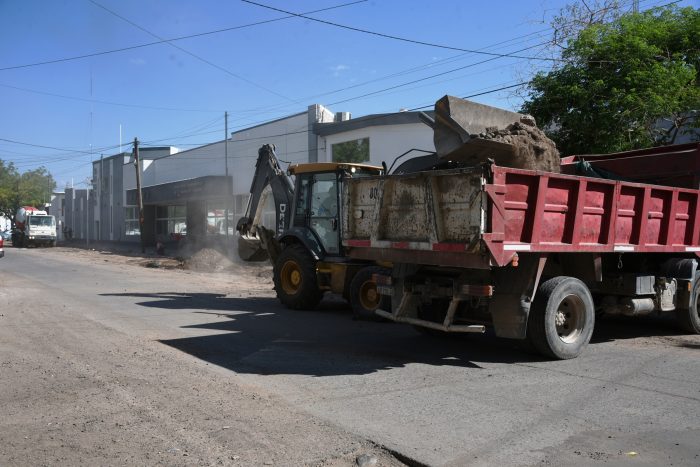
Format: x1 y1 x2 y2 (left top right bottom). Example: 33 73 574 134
0 159 55 224
522 5 700 155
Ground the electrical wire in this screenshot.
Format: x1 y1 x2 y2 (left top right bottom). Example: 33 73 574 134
88 0 301 104
0 83 224 113
3 0 671 176
0 0 368 72
242 1 561 62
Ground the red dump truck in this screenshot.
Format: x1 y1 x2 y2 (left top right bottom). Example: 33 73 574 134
342 142 700 359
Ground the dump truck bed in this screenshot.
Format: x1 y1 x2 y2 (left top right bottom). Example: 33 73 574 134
560 142 700 189
342 164 700 268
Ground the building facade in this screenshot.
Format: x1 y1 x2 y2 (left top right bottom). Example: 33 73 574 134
68 98 517 248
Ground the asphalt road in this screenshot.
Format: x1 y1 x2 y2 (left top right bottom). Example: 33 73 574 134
2 247 700 466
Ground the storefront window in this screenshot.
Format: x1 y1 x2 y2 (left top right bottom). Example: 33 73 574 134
206 201 233 235
156 205 186 239
124 206 139 235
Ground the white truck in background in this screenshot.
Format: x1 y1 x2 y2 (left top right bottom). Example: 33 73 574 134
12 206 57 248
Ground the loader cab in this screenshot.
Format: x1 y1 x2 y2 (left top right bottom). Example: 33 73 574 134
289 163 383 257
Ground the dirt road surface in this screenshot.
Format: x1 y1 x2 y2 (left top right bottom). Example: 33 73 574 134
2 245 700 466
0 246 402 466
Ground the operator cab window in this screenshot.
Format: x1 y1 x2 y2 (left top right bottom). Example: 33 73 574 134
309 172 340 255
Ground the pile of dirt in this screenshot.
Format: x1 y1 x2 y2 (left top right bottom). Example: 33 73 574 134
432 95 560 172
471 117 561 173
184 247 235 272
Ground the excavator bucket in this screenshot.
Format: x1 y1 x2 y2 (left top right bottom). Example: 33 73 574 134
237 234 269 262
433 95 523 159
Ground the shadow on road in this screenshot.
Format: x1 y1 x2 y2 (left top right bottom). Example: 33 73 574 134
591 314 689 342
101 291 544 375
101 292 700 376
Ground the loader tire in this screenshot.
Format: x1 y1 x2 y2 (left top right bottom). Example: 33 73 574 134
273 243 322 310
677 276 700 334
527 276 594 360
349 266 390 320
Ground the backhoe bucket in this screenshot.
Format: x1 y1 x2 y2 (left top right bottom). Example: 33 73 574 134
433 95 522 158
237 234 269 262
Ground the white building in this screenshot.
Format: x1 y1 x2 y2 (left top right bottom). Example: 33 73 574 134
61 104 433 247
68 98 515 248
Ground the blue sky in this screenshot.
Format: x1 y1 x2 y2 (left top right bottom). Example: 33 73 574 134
0 0 692 187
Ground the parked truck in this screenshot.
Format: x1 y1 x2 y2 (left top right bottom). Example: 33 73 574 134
12 206 57 248
343 143 700 359
237 101 700 359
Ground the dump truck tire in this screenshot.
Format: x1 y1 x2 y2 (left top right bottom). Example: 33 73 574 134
349 266 390 320
677 276 700 334
527 276 594 360
273 243 322 310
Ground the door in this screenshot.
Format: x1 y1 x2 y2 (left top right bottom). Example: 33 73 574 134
309 172 340 255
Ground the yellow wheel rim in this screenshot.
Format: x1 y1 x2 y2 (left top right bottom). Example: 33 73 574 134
359 280 380 310
280 260 302 295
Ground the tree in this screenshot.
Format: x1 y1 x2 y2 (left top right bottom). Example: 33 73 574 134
522 5 700 155
0 159 56 226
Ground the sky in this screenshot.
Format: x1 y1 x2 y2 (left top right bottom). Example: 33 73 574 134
0 0 694 188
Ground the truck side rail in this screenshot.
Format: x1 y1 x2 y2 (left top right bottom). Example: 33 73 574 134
343 164 700 268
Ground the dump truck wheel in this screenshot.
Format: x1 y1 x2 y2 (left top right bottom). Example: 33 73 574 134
677 275 700 333
349 266 389 320
273 243 322 310
527 276 594 360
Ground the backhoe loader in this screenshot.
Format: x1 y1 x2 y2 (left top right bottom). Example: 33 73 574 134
236 144 387 317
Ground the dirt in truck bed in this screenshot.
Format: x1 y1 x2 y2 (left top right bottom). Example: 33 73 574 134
471 119 561 173
442 117 561 173
433 95 560 173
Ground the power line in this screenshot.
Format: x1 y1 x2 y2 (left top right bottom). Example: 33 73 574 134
242 1 561 62
0 83 224 113
325 42 547 107
89 0 300 104
5 78 524 176
0 0 368 72
0 137 114 155
225 31 553 122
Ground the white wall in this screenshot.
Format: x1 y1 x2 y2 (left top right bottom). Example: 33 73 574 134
106 107 434 240
322 122 434 168
128 112 316 200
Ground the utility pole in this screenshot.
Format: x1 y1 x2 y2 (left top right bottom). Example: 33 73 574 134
224 111 229 238
133 137 145 253
86 178 90 249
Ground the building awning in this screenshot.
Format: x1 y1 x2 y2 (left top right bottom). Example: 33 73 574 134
126 176 232 205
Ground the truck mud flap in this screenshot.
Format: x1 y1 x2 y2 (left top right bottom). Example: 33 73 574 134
489 254 547 339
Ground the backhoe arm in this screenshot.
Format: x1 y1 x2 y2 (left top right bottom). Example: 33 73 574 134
236 144 295 261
